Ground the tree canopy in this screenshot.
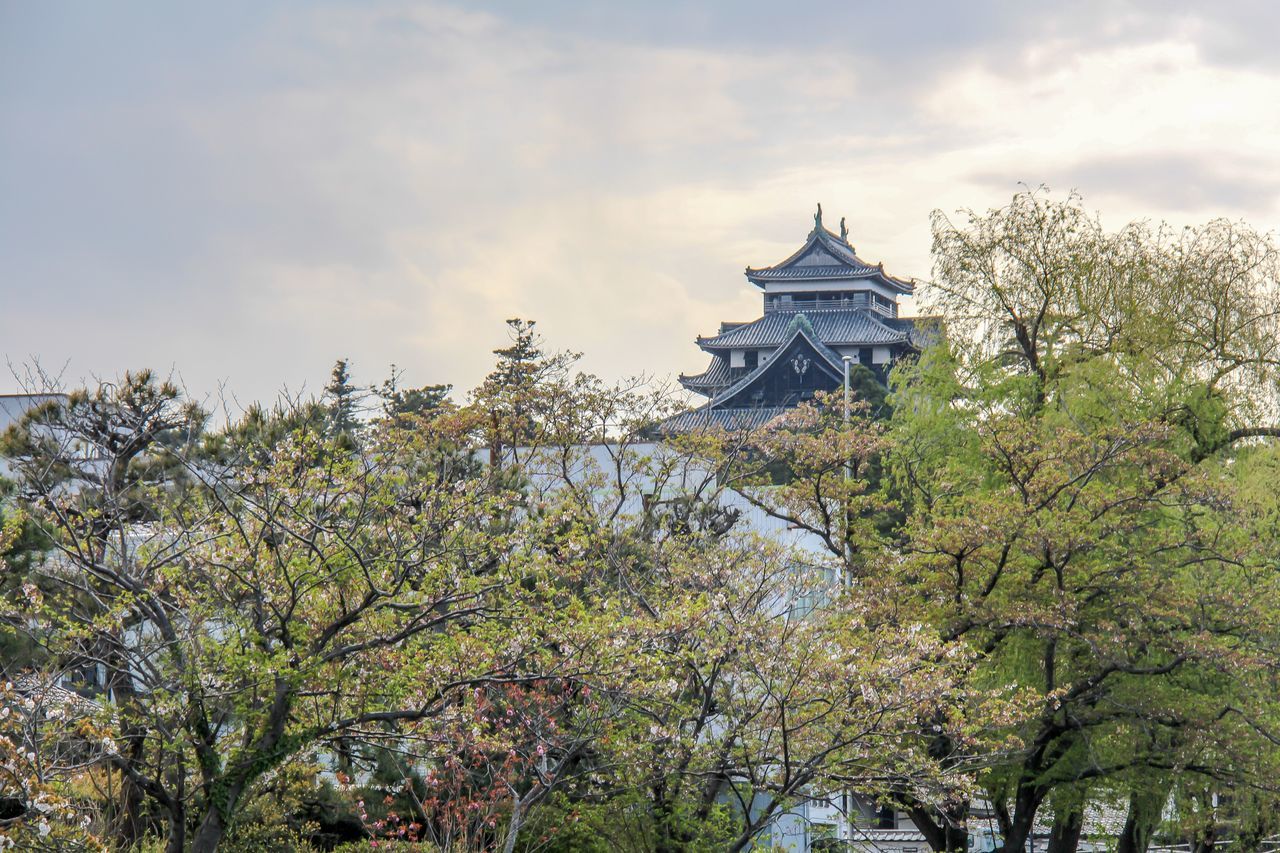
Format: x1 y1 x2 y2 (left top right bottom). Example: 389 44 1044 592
5 192 1280 853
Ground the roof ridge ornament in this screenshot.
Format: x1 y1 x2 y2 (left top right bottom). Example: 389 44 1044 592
839 216 848 242
814 203 823 231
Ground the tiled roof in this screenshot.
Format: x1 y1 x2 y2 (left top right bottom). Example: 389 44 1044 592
711 324 839 409
679 357 732 394
848 829 929 842
699 309 911 349
661 322 855 433
887 315 942 349
744 219 915 294
750 264 915 294
1083 801 1129 837
750 222 865 270
12 673 102 716
750 264 880 279
653 406 790 434
709 323 846 410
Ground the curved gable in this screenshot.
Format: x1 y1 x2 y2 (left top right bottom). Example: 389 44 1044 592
713 326 845 410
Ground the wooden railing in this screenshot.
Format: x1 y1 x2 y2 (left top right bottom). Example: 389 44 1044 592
765 296 896 316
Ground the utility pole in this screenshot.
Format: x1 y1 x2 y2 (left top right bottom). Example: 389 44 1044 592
841 354 854 843
843 355 852 428
842 355 853 583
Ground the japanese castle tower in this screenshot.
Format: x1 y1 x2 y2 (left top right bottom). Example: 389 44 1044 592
663 205 921 431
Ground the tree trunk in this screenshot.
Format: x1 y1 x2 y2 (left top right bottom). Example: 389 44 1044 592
191 801 230 853
906 726 972 852
115 764 146 846
994 784 1043 853
109 664 149 848
190 680 295 852
164 801 185 853
1046 803 1083 853
942 818 970 852
1116 810 1142 853
501 795 524 853
1116 789 1162 853
997 818 1033 853
191 772 250 853
652 796 685 853
909 801 970 851
1190 829 1216 853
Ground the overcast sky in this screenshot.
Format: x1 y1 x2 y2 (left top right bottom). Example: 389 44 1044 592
4 1 1280 408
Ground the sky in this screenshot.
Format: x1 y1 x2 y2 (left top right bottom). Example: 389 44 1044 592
4 1 1280 410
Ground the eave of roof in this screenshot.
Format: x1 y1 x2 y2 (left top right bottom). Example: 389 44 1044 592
697 309 912 350
749 267 915 294
678 357 732 394
744 223 915 294
653 406 791 435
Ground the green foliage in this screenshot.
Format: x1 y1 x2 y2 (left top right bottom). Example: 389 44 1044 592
325 358 365 437
473 318 583 454
221 761 366 853
784 312 816 340
9 194 1280 853
847 362 889 417
375 365 452 423
0 506 51 674
880 189 1280 849
331 841 437 853
517 791 737 853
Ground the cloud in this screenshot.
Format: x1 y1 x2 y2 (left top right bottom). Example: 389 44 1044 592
1059 153 1280 213
3 1 1280 407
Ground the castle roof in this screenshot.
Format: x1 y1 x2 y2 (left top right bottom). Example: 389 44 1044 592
745 205 915 294
697 308 910 350
679 357 733 394
656 406 791 434
661 205 928 432
708 320 847 410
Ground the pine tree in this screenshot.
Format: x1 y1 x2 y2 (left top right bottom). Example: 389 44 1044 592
324 358 364 437
375 364 453 422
